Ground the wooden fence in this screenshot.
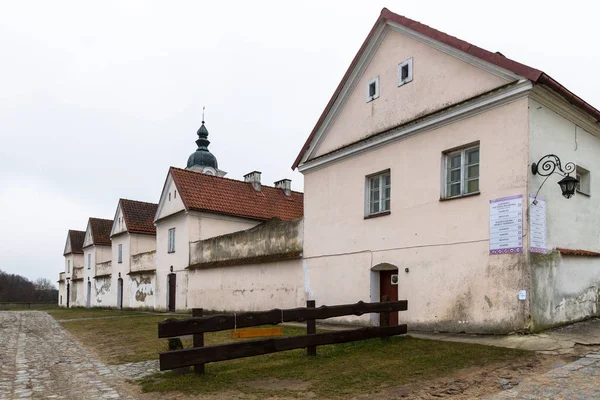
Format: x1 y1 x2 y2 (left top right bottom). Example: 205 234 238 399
158 299 408 373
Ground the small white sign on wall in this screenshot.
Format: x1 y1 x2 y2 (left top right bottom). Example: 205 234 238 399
529 196 547 254
518 290 527 301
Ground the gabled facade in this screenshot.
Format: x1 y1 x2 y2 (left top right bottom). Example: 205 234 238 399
154 167 304 311
58 230 85 307
110 199 158 309
294 8 600 333
80 218 113 308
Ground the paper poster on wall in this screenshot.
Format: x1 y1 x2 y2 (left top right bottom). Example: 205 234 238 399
529 195 547 254
489 195 523 254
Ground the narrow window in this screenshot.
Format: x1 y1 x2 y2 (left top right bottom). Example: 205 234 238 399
397 58 413 87
366 171 391 216
87 254 91 269
118 244 123 263
169 193 171 201
576 166 591 196
67 260 70 273
168 228 176 253
443 145 480 199
366 76 380 102
174 190 177 199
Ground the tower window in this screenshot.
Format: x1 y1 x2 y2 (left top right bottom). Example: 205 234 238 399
366 76 380 102
398 58 413 87
576 166 591 196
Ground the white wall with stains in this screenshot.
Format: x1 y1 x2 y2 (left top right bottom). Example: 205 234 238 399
528 96 600 329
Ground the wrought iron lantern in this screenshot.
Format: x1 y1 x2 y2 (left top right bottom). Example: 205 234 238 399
531 154 579 199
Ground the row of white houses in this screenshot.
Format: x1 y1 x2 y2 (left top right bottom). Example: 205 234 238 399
60 8 600 333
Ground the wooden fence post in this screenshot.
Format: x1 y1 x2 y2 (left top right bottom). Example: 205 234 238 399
306 300 316 356
192 308 205 374
380 295 389 342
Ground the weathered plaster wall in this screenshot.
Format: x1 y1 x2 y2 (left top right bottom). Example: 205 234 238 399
312 27 510 158
531 252 600 330
131 250 156 273
93 276 112 306
187 260 304 311
528 97 600 329
128 273 156 309
95 260 112 277
303 98 531 333
189 218 303 266
130 234 156 256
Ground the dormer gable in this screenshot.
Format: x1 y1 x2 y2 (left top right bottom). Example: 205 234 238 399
155 171 186 223
83 222 94 248
111 204 127 237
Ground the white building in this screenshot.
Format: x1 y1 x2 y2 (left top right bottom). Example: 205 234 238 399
292 8 600 333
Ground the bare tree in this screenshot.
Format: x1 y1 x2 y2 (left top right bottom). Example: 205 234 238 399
34 278 55 291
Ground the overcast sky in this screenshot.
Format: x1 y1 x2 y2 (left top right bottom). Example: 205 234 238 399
1 0 598 286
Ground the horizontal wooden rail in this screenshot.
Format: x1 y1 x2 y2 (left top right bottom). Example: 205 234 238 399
158 300 407 338
159 324 407 370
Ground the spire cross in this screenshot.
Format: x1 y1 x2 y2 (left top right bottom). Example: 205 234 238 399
202 106 205 124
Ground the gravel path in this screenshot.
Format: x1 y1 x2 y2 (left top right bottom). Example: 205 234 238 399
0 311 136 399
487 351 600 399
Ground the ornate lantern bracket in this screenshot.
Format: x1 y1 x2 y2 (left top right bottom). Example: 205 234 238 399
531 154 578 200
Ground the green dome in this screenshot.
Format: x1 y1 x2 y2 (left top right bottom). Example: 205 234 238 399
186 121 218 170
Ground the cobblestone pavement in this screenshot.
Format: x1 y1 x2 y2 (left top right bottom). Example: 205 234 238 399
487 351 600 399
109 360 159 381
0 311 136 400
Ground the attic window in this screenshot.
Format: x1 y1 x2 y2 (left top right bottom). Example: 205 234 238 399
366 76 380 102
168 193 171 201
576 166 590 196
398 58 413 87
174 190 177 199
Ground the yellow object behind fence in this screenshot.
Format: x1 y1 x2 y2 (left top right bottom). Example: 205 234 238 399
231 327 283 339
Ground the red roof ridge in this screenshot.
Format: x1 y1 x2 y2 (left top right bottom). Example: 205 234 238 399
292 7 600 170
119 198 159 206
168 166 303 195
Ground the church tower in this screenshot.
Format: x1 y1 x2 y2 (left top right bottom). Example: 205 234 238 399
186 119 227 177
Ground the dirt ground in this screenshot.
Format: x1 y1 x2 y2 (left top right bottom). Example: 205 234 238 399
130 349 594 400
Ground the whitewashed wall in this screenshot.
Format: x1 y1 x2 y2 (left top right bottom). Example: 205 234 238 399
529 96 600 329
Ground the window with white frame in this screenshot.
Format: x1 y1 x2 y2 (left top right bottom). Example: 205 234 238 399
576 166 590 196
118 244 123 263
67 260 70 273
87 254 91 269
366 171 391 216
168 228 176 253
443 145 480 198
366 76 380 102
398 58 413 87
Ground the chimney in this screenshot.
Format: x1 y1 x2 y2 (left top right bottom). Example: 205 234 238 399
244 171 262 192
274 179 292 197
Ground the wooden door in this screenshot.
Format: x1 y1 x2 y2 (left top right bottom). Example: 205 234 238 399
168 274 176 312
86 281 91 308
117 278 123 310
379 270 399 326
66 284 70 308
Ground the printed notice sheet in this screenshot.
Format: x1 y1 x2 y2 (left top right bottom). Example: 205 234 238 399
490 195 523 254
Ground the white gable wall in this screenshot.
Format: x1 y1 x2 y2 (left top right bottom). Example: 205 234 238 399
528 95 600 330
311 26 512 159
155 175 185 222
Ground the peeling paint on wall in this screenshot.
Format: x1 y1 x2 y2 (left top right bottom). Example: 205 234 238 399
129 273 155 307
94 277 111 304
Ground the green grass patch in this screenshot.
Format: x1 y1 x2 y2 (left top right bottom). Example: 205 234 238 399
139 336 531 398
56 311 307 364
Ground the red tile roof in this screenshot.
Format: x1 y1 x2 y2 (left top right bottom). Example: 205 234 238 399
64 230 85 255
557 248 600 257
118 199 158 236
168 167 303 221
292 8 600 169
88 218 113 246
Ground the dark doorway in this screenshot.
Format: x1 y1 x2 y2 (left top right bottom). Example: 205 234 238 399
66 284 70 308
379 270 399 326
86 281 91 308
117 278 124 310
168 273 176 312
